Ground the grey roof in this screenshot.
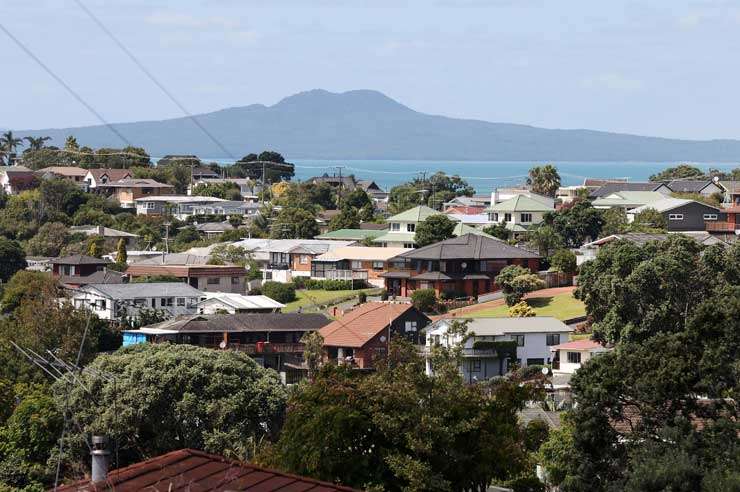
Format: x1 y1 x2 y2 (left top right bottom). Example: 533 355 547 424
69 225 140 238
50 254 109 265
397 233 539 261
191 222 235 233
82 282 203 299
140 312 330 333
590 182 666 198
131 253 212 265
434 316 572 335
584 232 728 248
630 197 717 214
59 270 124 286
667 180 718 193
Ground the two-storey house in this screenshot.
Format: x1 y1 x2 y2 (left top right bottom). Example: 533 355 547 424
486 194 553 235
310 246 412 287
125 253 248 293
373 205 439 248
84 168 132 189
628 198 726 232
101 178 174 208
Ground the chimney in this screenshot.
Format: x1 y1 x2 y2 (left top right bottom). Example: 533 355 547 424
491 188 499 205
91 435 110 483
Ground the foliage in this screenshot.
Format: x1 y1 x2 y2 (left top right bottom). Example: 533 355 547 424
599 207 628 237
270 207 319 239
631 207 666 229
0 271 56 314
25 222 69 257
545 201 604 247
482 222 510 240
509 301 536 317
389 172 473 213
191 181 241 200
115 238 127 267
343 188 373 210
56 343 287 469
229 152 294 183
649 163 705 182
527 164 561 197
549 249 577 275
266 338 534 491
262 281 297 303
0 238 26 282
411 288 437 312
357 291 367 304
328 207 360 231
496 265 541 306
293 278 363 291
171 226 200 250
526 224 563 258
300 332 324 380
85 235 103 257
414 214 456 247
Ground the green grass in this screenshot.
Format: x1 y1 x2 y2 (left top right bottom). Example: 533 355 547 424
472 293 586 321
283 288 382 313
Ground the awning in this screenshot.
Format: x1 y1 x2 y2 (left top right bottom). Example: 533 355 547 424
379 271 411 278
412 271 454 281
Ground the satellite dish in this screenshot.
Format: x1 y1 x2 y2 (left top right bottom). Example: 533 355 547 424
712 176 720 183
379 336 387 343
219 340 227 349
541 367 550 376
461 262 467 269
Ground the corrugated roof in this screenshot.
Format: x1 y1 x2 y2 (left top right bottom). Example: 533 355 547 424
387 205 440 222
50 254 109 265
70 226 140 238
138 312 328 332
372 232 416 244
667 180 717 193
133 195 226 203
320 302 414 348
130 253 212 265
103 178 173 188
551 339 604 351
397 233 539 260
590 182 665 197
198 293 285 310
591 191 666 208
629 197 707 213
314 246 412 262
487 195 553 213
81 282 203 299
315 228 385 240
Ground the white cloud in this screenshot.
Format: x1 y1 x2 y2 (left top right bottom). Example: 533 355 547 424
582 73 643 91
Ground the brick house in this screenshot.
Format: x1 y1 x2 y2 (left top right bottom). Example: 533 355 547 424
310 246 412 287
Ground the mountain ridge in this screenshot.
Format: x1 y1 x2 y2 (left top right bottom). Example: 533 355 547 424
15 89 740 161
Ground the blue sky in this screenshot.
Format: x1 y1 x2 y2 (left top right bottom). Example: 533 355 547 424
1 0 739 140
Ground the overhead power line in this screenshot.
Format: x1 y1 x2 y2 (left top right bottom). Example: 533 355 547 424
0 23 131 147
73 0 236 159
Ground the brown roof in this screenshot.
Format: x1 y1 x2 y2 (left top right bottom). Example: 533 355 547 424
142 312 330 333
36 166 88 177
102 178 174 189
397 233 539 261
320 302 413 348
126 264 247 278
583 177 627 187
86 168 133 181
56 448 359 491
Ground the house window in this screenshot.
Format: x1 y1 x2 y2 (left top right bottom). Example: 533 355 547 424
546 334 560 346
142 187 153 194
146 202 155 209
134 298 146 307
207 278 220 285
97 300 106 310
407 223 415 232
404 321 418 332
703 214 718 221
161 297 173 307
567 351 582 364
669 214 684 220
492 212 499 221
176 297 185 306
351 260 363 269
504 213 512 222
520 213 532 223
439 261 446 272
471 359 481 372
403 243 415 248
391 222 400 231
372 261 384 270
513 335 525 347
300 255 309 264
526 358 545 366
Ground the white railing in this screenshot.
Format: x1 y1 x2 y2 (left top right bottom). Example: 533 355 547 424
325 269 369 281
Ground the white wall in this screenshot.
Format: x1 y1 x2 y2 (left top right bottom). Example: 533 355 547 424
72 292 200 321
487 211 546 226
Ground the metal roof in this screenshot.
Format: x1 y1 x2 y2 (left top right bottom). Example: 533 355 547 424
314 246 412 262
590 182 666 197
80 282 203 299
629 197 715 214
50 254 109 265
430 316 572 336
139 312 329 333
315 228 385 240
487 195 553 213
197 293 285 310
397 233 539 260
387 205 440 222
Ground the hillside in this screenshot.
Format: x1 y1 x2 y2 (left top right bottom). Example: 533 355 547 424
15 89 740 161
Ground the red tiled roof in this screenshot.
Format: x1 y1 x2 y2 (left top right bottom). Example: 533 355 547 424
443 205 485 215
320 302 413 348
87 169 133 181
56 448 359 491
551 339 603 351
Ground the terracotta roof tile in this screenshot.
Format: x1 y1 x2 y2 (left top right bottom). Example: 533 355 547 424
320 302 413 348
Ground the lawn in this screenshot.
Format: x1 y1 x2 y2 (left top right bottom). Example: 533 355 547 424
283 288 381 313
472 293 586 321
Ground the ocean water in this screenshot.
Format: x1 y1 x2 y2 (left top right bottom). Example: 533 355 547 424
196 159 739 193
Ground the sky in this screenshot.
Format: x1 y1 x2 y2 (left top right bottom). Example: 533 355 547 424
1 0 739 140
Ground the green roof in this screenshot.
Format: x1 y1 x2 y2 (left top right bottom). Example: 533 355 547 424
315 228 384 240
372 232 417 244
487 195 553 213
387 205 440 222
453 223 494 238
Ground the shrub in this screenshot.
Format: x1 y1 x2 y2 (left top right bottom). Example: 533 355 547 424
262 281 297 303
549 249 577 275
411 288 437 312
248 287 262 295
357 291 367 304
380 289 389 301
509 301 536 317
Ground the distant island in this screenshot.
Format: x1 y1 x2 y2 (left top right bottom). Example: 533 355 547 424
15 89 740 161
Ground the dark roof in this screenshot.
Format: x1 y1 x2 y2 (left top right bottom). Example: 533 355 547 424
667 180 717 193
583 177 627 187
56 448 360 491
59 270 124 286
50 254 109 265
397 233 539 261
590 182 665 198
142 312 330 333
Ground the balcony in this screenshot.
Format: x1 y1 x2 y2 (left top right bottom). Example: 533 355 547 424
268 262 290 270
218 342 305 354
705 221 738 232
325 269 369 281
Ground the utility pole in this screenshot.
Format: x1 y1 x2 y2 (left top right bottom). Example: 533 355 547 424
336 165 346 209
261 161 267 205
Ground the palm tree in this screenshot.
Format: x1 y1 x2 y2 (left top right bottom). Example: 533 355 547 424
0 131 23 166
24 136 51 151
527 164 561 197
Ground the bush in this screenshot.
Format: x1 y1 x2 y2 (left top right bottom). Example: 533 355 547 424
411 288 437 312
440 290 467 300
509 301 536 317
549 249 577 275
262 281 297 303
357 291 367 304
299 279 367 291
380 289 389 301
248 287 262 295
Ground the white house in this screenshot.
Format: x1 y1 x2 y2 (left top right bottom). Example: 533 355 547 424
486 195 554 235
373 205 440 248
196 292 284 314
425 317 573 383
71 282 203 322
550 339 609 374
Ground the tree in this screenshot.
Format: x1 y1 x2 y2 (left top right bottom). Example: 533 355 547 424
86 236 103 257
270 207 319 239
232 152 294 183
0 131 23 165
388 172 473 213
414 214 456 247
39 178 86 217
328 207 360 231
509 301 536 317
267 337 535 491
546 201 605 247
0 270 56 314
482 222 510 241
527 224 563 258
411 288 437 312
600 207 628 237
631 207 667 230
300 331 324 380
343 188 373 210
191 181 241 200
549 249 577 275
23 136 50 151
527 164 561 197
495 265 543 306
115 238 128 267
262 281 296 303
0 238 26 282
56 343 287 470
649 164 705 182
25 222 69 257
258 150 285 163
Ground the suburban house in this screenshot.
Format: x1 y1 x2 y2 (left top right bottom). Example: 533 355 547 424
486 194 553 235
71 282 203 322
122 312 330 381
315 228 386 242
550 339 609 374
50 254 124 288
578 232 727 265
445 212 491 228
190 178 260 200
125 255 248 293
425 317 573 383
56 448 361 492
84 168 132 189
667 179 724 197
591 191 666 209
190 200 261 217
589 181 671 199
188 221 237 238
0 165 36 194
35 166 88 187
310 246 412 287
100 178 174 208
191 166 220 180
225 238 355 283
443 195 491 212
556 185 587 204
705 205 740 240
380 233 540 298
196 293 285 314
69 225 140 249
720 180 740 206
628 198 726 232
320 302 431 369
357 179 388 201
134 196 230 219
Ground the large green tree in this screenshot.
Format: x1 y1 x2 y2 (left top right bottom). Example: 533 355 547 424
649 164 705 182
527 165 561 197
414 214 456 247
545 201 605 247
191 181 241 200
270 207 319 239
0 237 26 282
25 222 70 257
389 172 473 214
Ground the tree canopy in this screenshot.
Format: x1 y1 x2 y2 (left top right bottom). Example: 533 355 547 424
389 172 473 214
527 165 561 197
414 214 456 247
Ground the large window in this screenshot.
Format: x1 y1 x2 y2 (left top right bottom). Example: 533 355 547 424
703 214 718 221
504 213 512 222
404 321 418 332
299 255 309 264
491 212 499 222
161 297 173 307
407 223 416 232
513 335 525 346
546 334 560 346
567 351 582 364
520 213 532 223
372 261 384 270
176 298 185 306
351 260 363 269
